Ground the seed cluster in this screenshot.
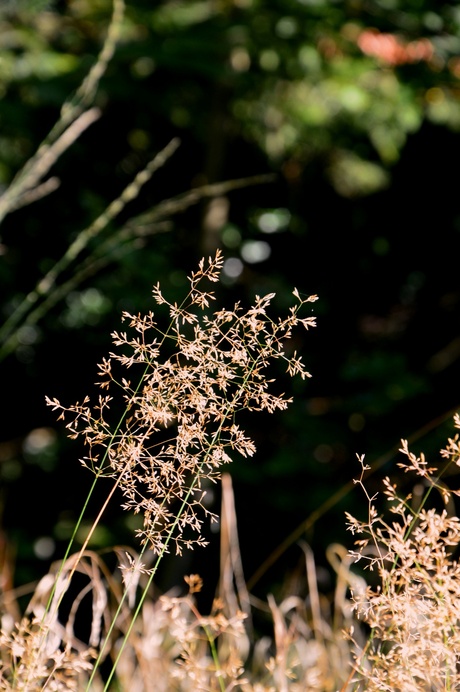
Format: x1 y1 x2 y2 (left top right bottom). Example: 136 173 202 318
47 250 317 558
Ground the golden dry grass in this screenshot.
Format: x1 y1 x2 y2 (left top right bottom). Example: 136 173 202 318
2 254 460 690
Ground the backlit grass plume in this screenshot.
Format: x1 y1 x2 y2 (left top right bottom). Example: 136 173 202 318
47 250 317 563
345 414 460 691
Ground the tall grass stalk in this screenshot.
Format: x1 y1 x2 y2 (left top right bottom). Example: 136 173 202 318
35 250 317 687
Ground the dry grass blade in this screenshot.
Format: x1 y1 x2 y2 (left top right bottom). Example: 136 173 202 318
219 474 252 627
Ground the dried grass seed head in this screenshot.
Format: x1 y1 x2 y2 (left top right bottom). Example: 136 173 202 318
47 251 317 558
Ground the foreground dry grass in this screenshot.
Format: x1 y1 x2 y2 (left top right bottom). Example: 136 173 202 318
2 252 460 689
2 415 460 690
0 472 356 691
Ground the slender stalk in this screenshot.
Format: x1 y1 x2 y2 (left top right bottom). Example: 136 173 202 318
91 354 262 689
0 139 180 360
0 0 125 227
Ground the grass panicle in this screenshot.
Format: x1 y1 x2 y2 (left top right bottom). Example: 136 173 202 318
3 256 460 689
345 413 460 691
0 251 319 689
